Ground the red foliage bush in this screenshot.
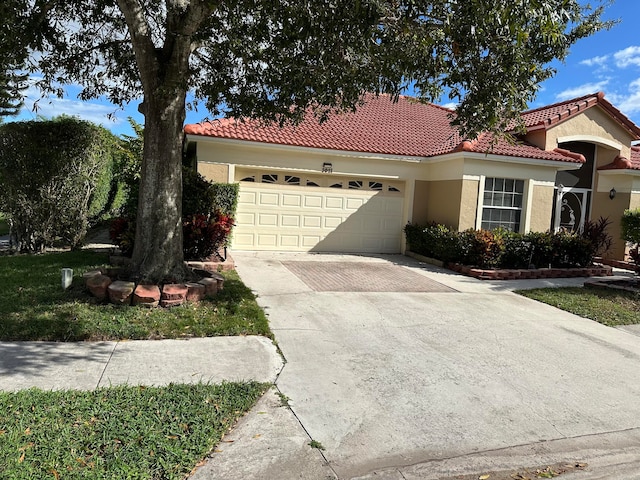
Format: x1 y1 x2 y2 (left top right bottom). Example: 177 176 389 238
109 217 135 257
183 212 234 261
111 212 234 260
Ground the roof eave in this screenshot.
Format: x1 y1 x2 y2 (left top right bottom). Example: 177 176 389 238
598 168 640 176
423 151 583 170
186 134 426 163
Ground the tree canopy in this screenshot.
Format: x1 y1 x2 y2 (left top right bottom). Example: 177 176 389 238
16 0 610 281
31 0 610 135
0 0 30 118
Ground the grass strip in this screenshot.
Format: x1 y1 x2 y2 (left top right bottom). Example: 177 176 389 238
517 286 640 326
0 251 271 341
0 382 269 479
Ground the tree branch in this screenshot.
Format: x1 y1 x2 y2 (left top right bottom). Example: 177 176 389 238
116 0 158 89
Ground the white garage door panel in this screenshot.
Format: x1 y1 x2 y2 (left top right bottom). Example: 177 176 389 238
233 182 403 253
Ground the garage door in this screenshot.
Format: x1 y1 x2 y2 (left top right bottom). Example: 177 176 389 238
232 170 404 253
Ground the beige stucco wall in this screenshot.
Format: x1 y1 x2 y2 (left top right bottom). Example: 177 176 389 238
459 179 479 230
422 180 463 228
463 157 563 183
524 130 546 150
198 162 229 183
193 137 425 181
529 184 555 232
630 192 640 210
545 107 634 159
590 191 629 259
595 144 619 169
412 180 430 224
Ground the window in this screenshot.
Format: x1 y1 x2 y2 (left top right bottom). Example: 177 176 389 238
481 178 524 231
261 174 278 183
369 181 383 191
240 176 255 182
348 180 363 189
284 175 300 185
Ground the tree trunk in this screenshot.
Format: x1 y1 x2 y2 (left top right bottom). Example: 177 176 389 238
130 90 188 283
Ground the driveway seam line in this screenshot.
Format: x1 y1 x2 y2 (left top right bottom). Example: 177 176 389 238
96 341 119 389
273 381 339 479
374 426 640 475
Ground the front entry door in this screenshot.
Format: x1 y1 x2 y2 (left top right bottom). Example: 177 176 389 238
553 187 591 233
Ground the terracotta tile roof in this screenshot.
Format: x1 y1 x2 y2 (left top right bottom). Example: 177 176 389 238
453 133 586 163
633 146 640 169
186 93 640 164
521 91 640 138
185 94 460 158
599 146 640 171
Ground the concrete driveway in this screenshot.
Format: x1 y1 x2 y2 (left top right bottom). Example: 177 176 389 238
233 252 640 479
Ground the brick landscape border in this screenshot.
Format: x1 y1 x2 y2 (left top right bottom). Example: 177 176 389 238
407 251 613 280
83 253 236 307
594 257 640 273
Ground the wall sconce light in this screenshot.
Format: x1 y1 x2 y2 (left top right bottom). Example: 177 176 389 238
609 187 617 200
322 162 333 173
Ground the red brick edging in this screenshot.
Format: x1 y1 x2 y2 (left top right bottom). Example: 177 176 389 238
406 251 612 280
594 257 640 272
446 263 612 280
83 252 235 307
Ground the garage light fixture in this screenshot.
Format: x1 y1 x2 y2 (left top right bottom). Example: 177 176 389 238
609 187 616 200
322 162 333 173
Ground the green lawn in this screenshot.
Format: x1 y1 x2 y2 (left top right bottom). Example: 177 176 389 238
0 382 269 479
0 250 271 341
0 250 275 478
518 286 640 326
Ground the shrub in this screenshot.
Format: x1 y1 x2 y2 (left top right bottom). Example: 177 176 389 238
459 229 504 268
183 167 218 218
113 118 144 219
621 208 640 267
524 231 555 268
551 230 593 267
112 166 239 258
0 117 121 252
405 219 612 269
404 223 431 256
499 230 533 269
183 212 235 260
109 217 135 257
405 223 466 263
183 167 240 218
211 183 240 217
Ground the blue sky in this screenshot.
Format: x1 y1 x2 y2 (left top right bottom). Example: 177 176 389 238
15 0 640 137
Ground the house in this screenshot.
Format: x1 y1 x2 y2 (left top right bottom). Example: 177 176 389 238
183 92 640 260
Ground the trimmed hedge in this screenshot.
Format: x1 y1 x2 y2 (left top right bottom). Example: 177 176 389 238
0 117 122 251
405 219 612 269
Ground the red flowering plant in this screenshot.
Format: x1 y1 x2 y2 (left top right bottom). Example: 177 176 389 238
183 211 234 260
109 217 135 256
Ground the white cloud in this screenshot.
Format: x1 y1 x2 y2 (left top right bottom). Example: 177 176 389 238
440 102 457 110
613 46 640 68
16 83 126 129
580 55 609 67
555 80 610 100
611 78 640 116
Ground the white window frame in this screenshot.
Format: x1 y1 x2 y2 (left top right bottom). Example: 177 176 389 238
479 177 525 232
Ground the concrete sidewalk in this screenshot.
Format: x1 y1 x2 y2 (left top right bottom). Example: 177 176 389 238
0 336 282 391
